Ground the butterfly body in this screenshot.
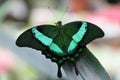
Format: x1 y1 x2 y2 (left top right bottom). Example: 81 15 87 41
16 21 104 78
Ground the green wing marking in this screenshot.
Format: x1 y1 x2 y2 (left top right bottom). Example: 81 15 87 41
32 27 64 55
67 40 77 52
32 27 53 46
16 29 46 51
79 22 104 46
68 22 87 52
72 22 87 43
49 43 63 55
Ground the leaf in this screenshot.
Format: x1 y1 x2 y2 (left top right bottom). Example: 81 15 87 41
62 47 111 80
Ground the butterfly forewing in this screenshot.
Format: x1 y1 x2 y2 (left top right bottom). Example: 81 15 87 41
79 22 104 46
36 25 58 38
31 25 70 56
63 21 87 53
16 25 58 51
16 29 46 51
64 21 104 47
63 21 82 37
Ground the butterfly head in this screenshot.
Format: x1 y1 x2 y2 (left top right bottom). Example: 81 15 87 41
56 21 62 26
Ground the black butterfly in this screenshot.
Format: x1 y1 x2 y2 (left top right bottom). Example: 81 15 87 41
16 21 104 78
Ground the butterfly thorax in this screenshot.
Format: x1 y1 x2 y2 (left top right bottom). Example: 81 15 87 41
56 21 62 26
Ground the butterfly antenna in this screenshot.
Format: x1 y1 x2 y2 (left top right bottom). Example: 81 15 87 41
48 7 58 20
59 6 68 21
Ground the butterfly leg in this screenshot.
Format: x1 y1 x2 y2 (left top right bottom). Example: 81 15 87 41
70 60 79 75
57 65 62 78
74 64 79 75
74 63 79 75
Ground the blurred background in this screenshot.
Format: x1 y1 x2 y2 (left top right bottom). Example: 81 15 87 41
0 0 120 80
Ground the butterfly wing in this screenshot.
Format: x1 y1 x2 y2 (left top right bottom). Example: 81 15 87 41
63 21 104 48
16 21 104 54
79 22 104 46
63 21 87 53
16 25 57 51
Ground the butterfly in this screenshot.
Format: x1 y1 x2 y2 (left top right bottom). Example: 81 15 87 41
16 21 104 78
